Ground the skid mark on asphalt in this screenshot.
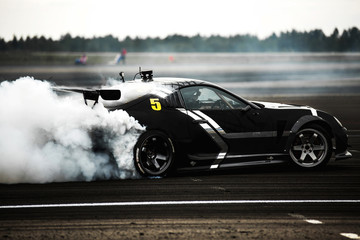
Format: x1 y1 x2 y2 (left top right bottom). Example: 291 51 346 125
289 213 360 239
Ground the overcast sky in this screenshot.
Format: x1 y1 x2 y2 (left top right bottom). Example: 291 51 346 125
0 0 359 41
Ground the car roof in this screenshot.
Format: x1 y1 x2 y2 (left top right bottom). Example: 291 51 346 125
101 77 218 107
139 77 210 90
101 77 258 109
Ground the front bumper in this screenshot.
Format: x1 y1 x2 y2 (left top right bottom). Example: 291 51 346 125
335 150 352 161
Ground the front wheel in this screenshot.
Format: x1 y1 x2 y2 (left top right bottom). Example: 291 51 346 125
134 131 175 177
289 125 332 169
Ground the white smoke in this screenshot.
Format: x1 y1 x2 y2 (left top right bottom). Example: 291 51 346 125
0 77 144 184
103 78 173 108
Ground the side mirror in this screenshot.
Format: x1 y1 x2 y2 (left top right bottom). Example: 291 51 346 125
241 105 251 112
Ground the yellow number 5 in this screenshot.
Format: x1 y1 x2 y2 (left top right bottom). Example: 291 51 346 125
150 98 161 111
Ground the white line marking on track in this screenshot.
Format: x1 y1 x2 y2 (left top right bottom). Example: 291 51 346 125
341 233 360 239
0 200 359 209
305 219 323 224
288 213 323 225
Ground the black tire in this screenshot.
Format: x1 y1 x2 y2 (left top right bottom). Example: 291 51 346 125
289 124 332 169
134 130 175 177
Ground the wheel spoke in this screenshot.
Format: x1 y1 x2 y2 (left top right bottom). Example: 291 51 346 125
308 152 318 161
146 160 152 167
309 133 318 144
313 145 325 151
156 154 167 161
151 159 161 169
299 134 306 144
293 145 303 151
300 152 307 161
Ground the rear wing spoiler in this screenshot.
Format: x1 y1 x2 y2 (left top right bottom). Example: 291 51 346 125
54 87 121 106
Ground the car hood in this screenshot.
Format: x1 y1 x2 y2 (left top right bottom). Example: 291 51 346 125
251 100 321 117
252 101 303 109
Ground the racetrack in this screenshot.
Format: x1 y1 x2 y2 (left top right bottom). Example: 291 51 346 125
0 141 359 239
0 118 359 239
0 60 360 239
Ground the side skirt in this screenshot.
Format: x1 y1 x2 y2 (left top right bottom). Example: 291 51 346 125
218 160 287 169
177 159 287 172
181 153 289 171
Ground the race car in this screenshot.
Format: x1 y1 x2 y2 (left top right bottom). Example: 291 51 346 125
64 70 352 177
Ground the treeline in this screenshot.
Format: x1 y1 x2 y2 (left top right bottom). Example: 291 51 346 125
1 27 359 52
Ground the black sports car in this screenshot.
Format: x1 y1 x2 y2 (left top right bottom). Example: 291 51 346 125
64 70 352 177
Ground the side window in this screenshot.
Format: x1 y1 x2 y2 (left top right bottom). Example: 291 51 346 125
180 86 203 109
180 86 248 110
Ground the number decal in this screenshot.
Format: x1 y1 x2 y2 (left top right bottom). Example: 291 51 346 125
150 98 161 111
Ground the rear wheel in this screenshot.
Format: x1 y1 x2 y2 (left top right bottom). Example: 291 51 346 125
134 131 175 177
289 125 332 169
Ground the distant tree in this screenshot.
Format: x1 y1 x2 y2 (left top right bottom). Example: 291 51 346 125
1 27 360 52
0 38 6 51
339 29 350 51
348 27 360 51
10 36 19 50
309 29 326 51
262 33 279 52
327 28 340 51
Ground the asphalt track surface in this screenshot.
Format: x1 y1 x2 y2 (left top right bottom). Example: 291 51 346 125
0 147 359 239
1 111 359 239
1 67 360 239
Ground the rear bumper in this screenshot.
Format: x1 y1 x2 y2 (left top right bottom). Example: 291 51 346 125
335 150 352 161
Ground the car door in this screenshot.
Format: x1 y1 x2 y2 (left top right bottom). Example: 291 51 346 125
179 85 275 161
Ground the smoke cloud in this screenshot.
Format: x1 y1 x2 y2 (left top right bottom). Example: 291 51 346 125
0 77 144 184
104 78 173 107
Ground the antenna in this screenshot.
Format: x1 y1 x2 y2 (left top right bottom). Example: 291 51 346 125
119 72 125 82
